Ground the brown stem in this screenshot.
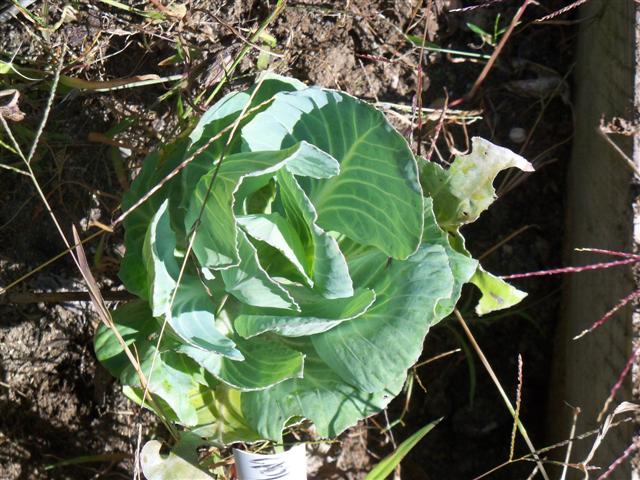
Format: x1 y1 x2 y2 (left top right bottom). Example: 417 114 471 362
1 290 135 304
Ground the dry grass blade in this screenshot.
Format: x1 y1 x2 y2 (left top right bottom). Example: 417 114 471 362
596 125 640 179
579 402 639 477
0 230 104 295
509 354 524 461
596 343 640 422
72 226 179 440
459 0 534 103
595 440 638 480
534 0 591 23
573 289 640 340
26 44 64 164
560 406 580 480
454 309 550 480
479 225 533 262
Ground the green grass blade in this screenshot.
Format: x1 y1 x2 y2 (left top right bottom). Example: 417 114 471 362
365 418 442 480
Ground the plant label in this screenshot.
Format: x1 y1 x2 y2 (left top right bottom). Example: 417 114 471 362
233 444 307 480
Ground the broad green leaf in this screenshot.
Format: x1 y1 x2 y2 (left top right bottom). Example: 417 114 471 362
237 213 312 285
312 244 454 392
250 71 307 100
448 231 527 316
365 418 442 480
121 344 203 426
186 142 339 270
277 169 354 299
471 267 527 316
143 201 241 359
190 384 260 444
242 338 405 442
94 301 157 377
177 73 307 216
421 137 533 231
234 286 376 338
241 87 424 260
104 76 531 446
95 301 201 425
141 435 214 480
177 335 304 391
422 198 478 318
221 229 298 309
126 382 260 444
119 141 188 297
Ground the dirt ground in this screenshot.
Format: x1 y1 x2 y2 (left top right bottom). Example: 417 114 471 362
0 1 594 479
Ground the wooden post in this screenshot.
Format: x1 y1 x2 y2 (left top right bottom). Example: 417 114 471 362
548 0 638 477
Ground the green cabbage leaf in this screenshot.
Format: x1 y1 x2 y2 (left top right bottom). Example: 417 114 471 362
96 73 532 444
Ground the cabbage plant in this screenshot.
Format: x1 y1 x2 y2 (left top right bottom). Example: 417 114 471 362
95 73 532 445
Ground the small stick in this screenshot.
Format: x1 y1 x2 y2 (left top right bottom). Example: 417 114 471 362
452 0 534 106
0 290 134 304
414 0 433 156
596 126 640 179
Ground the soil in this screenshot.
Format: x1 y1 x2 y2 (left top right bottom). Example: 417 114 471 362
0 1 584 479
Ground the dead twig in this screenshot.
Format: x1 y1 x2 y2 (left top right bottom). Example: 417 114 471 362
0 290 134 304
453 0 535 106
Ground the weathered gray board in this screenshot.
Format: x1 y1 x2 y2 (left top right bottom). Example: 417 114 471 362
547 0 637 477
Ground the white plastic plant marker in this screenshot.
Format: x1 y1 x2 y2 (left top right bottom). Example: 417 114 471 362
233 444 307 480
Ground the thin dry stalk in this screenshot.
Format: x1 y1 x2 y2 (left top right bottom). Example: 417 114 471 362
479 225 532 262
573 289 640 340
596 125 640 179
459 0 534 103
502 257 639 280
26 47 64 164
596 343 640 422
595 440 638 480
449 0 508 13
0 230 104 295
473 417 634 480
579 402 639 477
534 0 590 23
414 0 433 156
1 290 134 304
425 90 448 163
575 247 640 259
454 309 550 480
509 354 524 461
414 348 461 368
560 407 581 480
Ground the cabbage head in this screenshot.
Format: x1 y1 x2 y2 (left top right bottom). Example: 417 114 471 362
95 73 532 444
